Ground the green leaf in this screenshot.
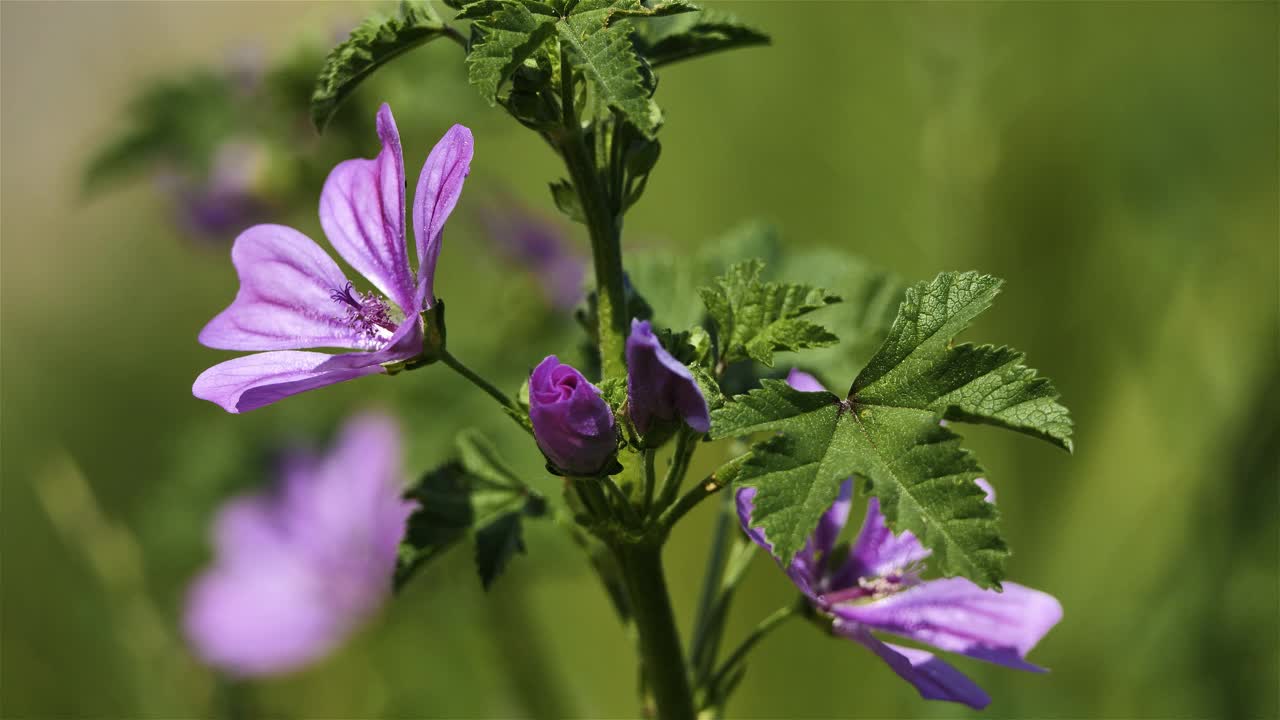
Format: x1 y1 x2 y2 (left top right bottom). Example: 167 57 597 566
466 2 557 105
700 259 841 368
311 1 448 132
632 7 769 68
711 380 1004 587
851 272 1073 451
557 2 661 137
475 511 526 589
776 249 905 384
710 271 1073 588
396 430 545 590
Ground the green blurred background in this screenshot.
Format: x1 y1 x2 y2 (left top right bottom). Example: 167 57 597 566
2 1 1277 717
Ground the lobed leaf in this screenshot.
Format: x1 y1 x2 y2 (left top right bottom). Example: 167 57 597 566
700 259 841 368
465 2 557 105
557 1 661 137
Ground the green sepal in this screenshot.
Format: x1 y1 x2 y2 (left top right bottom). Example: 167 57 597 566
311 0 449 132
550 179 586 223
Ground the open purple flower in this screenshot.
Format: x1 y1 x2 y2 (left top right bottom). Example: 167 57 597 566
625 319 710 436
184 413 414 676
529 355 618 475
193 104 473 413
736 370 1062 710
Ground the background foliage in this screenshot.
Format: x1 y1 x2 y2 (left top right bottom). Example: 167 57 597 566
2 1 1276 717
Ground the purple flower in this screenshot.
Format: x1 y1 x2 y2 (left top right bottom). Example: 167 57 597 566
625 319 711 436
193 104 473 413
528 356 618 475
480 201 585 310
735 370 1063 710
184 413 414 676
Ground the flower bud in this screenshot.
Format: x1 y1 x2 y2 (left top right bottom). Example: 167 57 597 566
528 355 618 475
626 319 710 437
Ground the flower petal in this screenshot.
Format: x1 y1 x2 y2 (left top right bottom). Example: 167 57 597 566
282 413 414 584
832 577 1062 672
193 351 385 413
843 496 932 583
626 320 711 434
198 224 371 351
413 124 473 309
734 487 819 598
184 554 348 676
838 624 991 710
811 478 853 562
319 104 417 313
786 368 827 393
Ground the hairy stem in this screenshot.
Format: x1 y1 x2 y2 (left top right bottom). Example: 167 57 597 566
440 350 523 420
705 603 799 700
688 494 733 679
613 542 697 720
557 50 629 380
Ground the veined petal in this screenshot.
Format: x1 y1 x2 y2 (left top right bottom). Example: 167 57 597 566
183 553 349 677
413 124 473 309
626 320 711 434
832 577 1062 672
838 624 991 710
198 224 371 351
193 351 385 414
319 104 416 313
843 497 932 584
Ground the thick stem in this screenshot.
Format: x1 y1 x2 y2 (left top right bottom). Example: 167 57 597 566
558 51 629 380
613 543 696 720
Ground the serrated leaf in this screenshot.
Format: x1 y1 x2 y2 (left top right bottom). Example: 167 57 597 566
711 380 1005 587
851 271 1073 451
312 1 448 131
700 259 841 368
557 4 660 137
632 7 769 68
396 431 544 590
475 511 526 589
466 2 556 104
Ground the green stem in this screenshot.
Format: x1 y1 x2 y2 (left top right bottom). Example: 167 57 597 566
613 542 697 720
688 494 733 680
656 430 699 513
705 603 798 697
641 448 658 514
558 50 628 380
440 350 516 411
659 475 722 531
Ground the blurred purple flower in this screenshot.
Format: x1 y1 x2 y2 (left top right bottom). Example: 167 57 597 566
626 319 710 435
480 202 585 310
163 140 270 240
184 413 414 676
528 355 618 475
735 370 1062 710
193 104 473 413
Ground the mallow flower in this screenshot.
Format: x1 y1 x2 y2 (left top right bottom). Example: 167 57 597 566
184 412 414 676
735 369 1063 710
625 319 711 436
528 356 618 475
193 103 473 413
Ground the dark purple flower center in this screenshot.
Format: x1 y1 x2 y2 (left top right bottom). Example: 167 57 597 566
330 282 397 341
